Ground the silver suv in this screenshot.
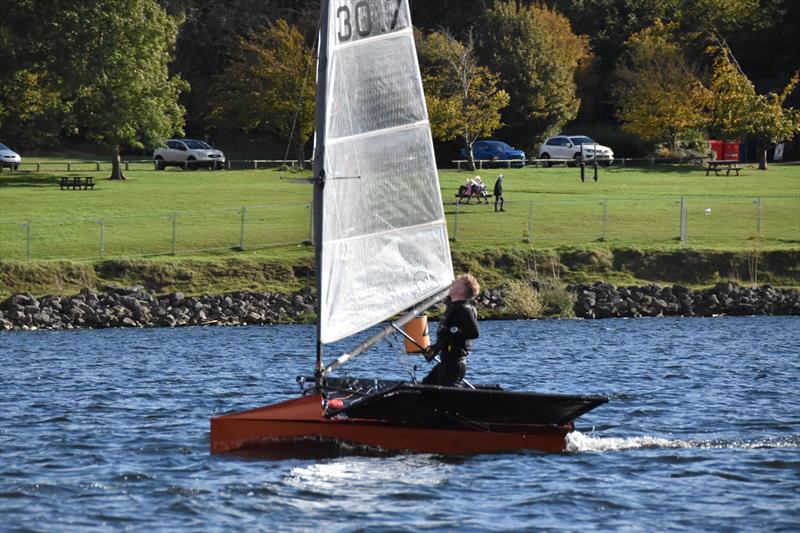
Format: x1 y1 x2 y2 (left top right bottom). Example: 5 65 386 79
153 139 225 170
538 135 614 166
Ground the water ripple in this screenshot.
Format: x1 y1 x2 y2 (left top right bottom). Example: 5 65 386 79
1 316 798 531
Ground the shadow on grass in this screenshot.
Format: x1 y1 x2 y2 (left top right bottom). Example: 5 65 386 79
611 164 710 175
0 172 107 188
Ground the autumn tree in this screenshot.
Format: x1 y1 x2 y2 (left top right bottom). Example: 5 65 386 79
417 29 509 170
208 20 315 167
613 21 707 149
706 42 800 170
477 1 590 148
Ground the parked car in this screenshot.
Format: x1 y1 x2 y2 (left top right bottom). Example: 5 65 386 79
538 135 614 166
460 140 526 168
153 139 225 170
0 142 22 170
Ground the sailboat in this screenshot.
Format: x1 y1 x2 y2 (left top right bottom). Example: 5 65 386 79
210 0 607 455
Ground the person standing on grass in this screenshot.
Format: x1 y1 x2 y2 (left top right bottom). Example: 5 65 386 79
493 174 505 212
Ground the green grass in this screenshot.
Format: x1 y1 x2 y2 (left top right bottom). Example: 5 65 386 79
0 162 798 262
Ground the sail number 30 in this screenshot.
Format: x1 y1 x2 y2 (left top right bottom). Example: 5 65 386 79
336 0 402 42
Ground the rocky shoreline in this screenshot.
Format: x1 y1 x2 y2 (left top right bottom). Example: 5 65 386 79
1 282 798 331
570 281 800 318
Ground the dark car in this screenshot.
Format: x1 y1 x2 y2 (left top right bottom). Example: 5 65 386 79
459 140 526 168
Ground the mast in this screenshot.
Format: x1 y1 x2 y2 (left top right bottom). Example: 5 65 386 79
312 0 330 383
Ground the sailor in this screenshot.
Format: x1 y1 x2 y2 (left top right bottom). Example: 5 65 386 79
422 274 480 386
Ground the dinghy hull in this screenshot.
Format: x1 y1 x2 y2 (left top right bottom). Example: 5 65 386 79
211 393 586 455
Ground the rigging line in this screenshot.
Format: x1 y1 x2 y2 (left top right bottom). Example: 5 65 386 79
283 23 319 165
387 331 418 382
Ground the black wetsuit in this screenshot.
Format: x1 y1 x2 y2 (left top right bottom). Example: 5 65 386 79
422 300 479 386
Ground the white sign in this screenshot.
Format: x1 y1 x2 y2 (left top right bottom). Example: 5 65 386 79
774 143 785 161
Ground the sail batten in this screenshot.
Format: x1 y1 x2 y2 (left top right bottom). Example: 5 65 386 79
326 120 430 145
324 218 447 246
316 0 453 345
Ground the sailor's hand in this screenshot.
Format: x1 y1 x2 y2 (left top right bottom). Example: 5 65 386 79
423 347 435 362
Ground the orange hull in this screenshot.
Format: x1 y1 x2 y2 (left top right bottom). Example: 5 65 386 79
210 394 573 455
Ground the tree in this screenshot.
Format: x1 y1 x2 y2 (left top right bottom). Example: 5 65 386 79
478 1 590 149
706 42 800 170
613 21 707 149
160 0 319 133
0 0 187 179
208 20 315 167
0 70 67 151
417 29 509 170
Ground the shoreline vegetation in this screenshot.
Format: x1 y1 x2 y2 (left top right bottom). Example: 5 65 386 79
1 247 798 331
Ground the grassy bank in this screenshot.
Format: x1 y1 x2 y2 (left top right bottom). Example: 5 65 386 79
1 247 797 300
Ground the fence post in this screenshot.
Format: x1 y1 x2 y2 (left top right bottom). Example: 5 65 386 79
452 202 460 241
97 219 105 257
170 212 177 255
308 204 314 244
239 206 246 250
67 162 71 172
124 161 129 171
755 197 762 237
23 221 32 261
527 200 533 243
96 162 101 171
679 197 688 246
602 199 608 242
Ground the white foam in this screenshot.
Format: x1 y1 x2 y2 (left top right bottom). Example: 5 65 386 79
566 431 800 452
566 431 690 452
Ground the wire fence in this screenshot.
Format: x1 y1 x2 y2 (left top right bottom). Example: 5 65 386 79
2 159 311 173
446 196 799 247
0 204 313 261
0 197 797 261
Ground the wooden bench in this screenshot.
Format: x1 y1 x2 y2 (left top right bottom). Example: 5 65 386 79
455 192 492 205
705 160 742 176
59 176 95 190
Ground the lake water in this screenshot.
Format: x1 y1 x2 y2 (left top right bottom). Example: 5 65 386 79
1 317 798 532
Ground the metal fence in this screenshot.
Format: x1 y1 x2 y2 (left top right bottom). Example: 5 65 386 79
0 197 797 261
2 159 311 173
0 204 313 261
447 196 799 247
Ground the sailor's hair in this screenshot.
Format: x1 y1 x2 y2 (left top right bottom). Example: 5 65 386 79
456 274 480 299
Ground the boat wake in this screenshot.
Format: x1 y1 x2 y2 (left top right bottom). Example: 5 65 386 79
566 431 800 453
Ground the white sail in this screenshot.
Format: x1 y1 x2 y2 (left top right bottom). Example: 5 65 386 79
316 0 453 344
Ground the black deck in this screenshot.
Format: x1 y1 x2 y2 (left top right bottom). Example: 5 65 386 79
315 377 607 429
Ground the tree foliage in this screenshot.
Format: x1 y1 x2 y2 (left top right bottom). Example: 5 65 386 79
208 19 315 166
613 21 707 148
706 42 800 169
478 1 590 149
417 29 509 169
0 0 186 179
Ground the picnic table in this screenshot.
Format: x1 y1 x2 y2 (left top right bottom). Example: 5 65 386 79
455 191 492 205
705 160 742 176
59 176 95 190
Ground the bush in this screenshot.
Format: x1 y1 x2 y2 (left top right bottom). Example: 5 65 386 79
502 280 543 318
539 285 575 318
